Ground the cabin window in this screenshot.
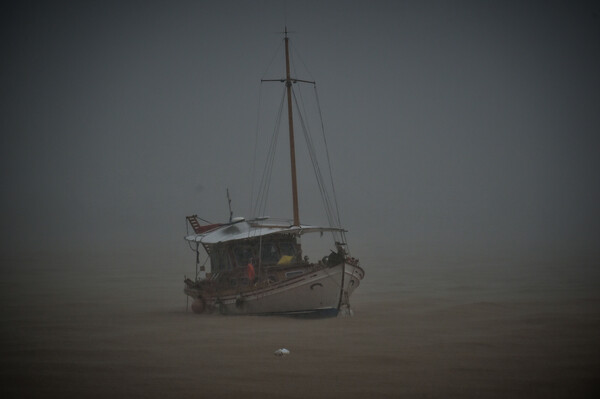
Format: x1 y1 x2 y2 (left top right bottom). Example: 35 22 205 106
261 242 279 264
279 241 296 257
210 245 231 272
233 245 254 267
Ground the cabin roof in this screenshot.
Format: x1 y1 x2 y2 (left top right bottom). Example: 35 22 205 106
184 218 345 245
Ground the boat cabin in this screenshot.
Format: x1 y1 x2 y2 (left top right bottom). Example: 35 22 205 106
185 217 346 285
205 233 302 273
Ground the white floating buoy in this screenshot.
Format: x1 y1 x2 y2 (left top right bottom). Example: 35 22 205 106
274 348 290 356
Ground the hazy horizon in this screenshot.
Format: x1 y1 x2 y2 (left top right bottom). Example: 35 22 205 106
2 0 599 262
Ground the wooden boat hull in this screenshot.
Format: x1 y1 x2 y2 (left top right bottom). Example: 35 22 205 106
184 262 365 317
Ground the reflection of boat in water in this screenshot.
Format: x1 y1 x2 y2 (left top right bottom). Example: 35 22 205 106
183 29 364 317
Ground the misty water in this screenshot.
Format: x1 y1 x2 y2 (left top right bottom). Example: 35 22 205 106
2 247 598 398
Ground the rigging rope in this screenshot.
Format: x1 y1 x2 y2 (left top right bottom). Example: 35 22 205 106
260 40 284 81
249 83 263 217
292 87 340 243
289 40 315 82
250 39 349 253
314 86 348 250
253 85 287 220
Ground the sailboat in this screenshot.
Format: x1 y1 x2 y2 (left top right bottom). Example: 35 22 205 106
183 29 364 317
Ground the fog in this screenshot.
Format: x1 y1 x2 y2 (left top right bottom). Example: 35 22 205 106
2 0 599 261
2 2 600 397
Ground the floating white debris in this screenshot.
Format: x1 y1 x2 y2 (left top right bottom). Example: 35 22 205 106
274 348 290 356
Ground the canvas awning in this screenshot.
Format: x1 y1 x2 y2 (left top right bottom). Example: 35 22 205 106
184 218 345 244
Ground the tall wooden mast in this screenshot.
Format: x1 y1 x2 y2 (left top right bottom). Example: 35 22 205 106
261 28 314 225
284 27 300 226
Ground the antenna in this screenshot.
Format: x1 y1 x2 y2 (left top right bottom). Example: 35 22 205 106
226 188 233 222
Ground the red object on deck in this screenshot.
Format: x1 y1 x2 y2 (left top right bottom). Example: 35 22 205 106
247 263 256 280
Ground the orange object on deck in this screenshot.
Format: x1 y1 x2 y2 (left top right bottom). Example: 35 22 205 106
247 262 256 281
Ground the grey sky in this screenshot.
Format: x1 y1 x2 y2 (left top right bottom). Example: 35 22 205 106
1 0 599 259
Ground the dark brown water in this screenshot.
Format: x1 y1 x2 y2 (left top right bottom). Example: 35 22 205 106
1 249 598 398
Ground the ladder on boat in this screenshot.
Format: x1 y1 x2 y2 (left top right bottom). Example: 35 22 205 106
186 215 222 235
186 215 203 233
